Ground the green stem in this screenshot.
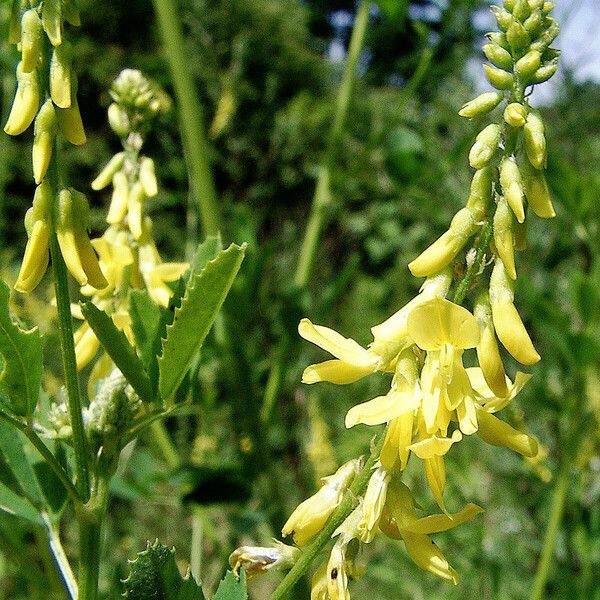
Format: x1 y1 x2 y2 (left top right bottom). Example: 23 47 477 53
76 471 111 600
152 0 221 237
41 512 78 600
268 431 385 600
50 230 90 501
149 420 181 469
190 504 204 583
530 460 570 600
294 0 371 287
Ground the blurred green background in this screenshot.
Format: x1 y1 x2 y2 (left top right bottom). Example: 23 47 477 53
0 0 599 598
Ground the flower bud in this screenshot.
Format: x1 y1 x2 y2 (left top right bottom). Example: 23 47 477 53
469 124 501 169
532 59 558 84
107 171 129 224
528 0 544 9
530 21 559 53
542 2 555 15
506 19 530 52
523 9 543 35
503 102 527 127
408 207 480 277
62 0 81 26
515 50 541 80
15 181 53 293
56 77 86 145
489 258 540 365
50 42 73 109
459 91 504 119
229 542 300 577
282 459 360 546
139 157 158 197
484 64 514 90
327 540 350 600
107 103 130 137
523 111 546 169
477 411 538 457
474 292 508 398
56 188 108 288
499 157 525 223
357 467 390 543
91 152 125 191
493 195 516 279
32 99 57 184
20 9 42 73
467 166 493 218
503 0 515 10
74 322 100 370
512 0 531 21
482 43 513 71
4 62 40 136
486 31 510 51
491 6 512 31
523 165 555 218
41 0 62 47
127 182 145 239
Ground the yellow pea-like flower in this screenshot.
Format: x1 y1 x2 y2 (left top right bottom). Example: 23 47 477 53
499 157 525 223
20 9 42 73
357 467 390 543
42 0 62 46
493 195 516 279
106 171 129 224
476 410 538 457
139 157 158 197
524 165 555 218
515 49 541 80
523 111 547 169
32 99 57 184
91 152 125 191
489 257 540 365
55 77 86 145
127 181 145 239
503 102 528 128
458 91 503 119
469 123 501 169
50 43 73 109
4 62 40 136
484 64 514 90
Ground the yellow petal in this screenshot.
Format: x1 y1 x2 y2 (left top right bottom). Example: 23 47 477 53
408 231 462 278
407 298 480 351
298 318 376 366
301 360 375 385
477 322 509 398
476 410 538 457
491 301 540 365
457 396 478 435
14 220 50 293
408 430 462 459
402 503 484 534
345 389 419 428
401 530 459 585
74 323 100 370
424 455 446 512
153 262 190 282
483 371 532 413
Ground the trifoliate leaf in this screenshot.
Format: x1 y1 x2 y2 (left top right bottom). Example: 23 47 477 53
158 243 245 402
122 540 205 600
0 280 42 417
213 570 247 600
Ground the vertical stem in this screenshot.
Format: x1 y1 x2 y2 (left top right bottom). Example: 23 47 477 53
530 460 570 600
294 0 371 287
190 505 204 583
152 0 221 237
49 231 90 501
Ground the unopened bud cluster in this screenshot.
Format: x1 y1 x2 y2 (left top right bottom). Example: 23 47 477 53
230 2 558 597
7 1 107 294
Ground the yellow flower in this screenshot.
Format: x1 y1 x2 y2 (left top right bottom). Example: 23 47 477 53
379 479 483 585
356 466 390 543
228 542 300 577
282 459 360 547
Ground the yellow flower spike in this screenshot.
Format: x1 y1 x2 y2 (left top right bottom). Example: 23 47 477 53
407 297 480 351
55 77 86 145
523 111 547 170
91 152 125 191
490 258 540 365
41 0 63 47
466 366 531 414
469 124 501 169
408 207 480 277
326 539 350 600
473 291 509 398
476 410 538 457
357 466 390 543
493 195 516 280
74 321 100 370
282 459 360 547
127 181 145 239
504 102 528 128
424 454 447 512
32 99 57 184
499 157 525 223
4 62 40 136
107 171 129 224
458 91 504 118
15 180 53 293
56 188 108 289
50 42 73 109
523 163 555 218
139 157 158 197
371 269 452 344
20 9 42 73
408 430 462 459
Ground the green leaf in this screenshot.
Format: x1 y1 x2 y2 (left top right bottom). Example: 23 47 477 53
81 302 154 403
0 481 41 525
122 540 205 600
129 290 163 389
0 280 43 417
191 235 221 273
158 243 246 401
213 570 247 600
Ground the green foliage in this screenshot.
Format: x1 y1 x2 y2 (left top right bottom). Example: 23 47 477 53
158 243 246 401
213 570 247 600
0 280 42 417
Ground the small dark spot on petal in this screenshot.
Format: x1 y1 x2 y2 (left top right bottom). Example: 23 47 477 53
331 568 338 580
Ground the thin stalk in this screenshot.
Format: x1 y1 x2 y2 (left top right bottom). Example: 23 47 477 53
530 460 570 600
41 512 78 600
294 0 371 287
149 420 181 469
190 504 204 583
152 0 221 237
268 431 385 600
